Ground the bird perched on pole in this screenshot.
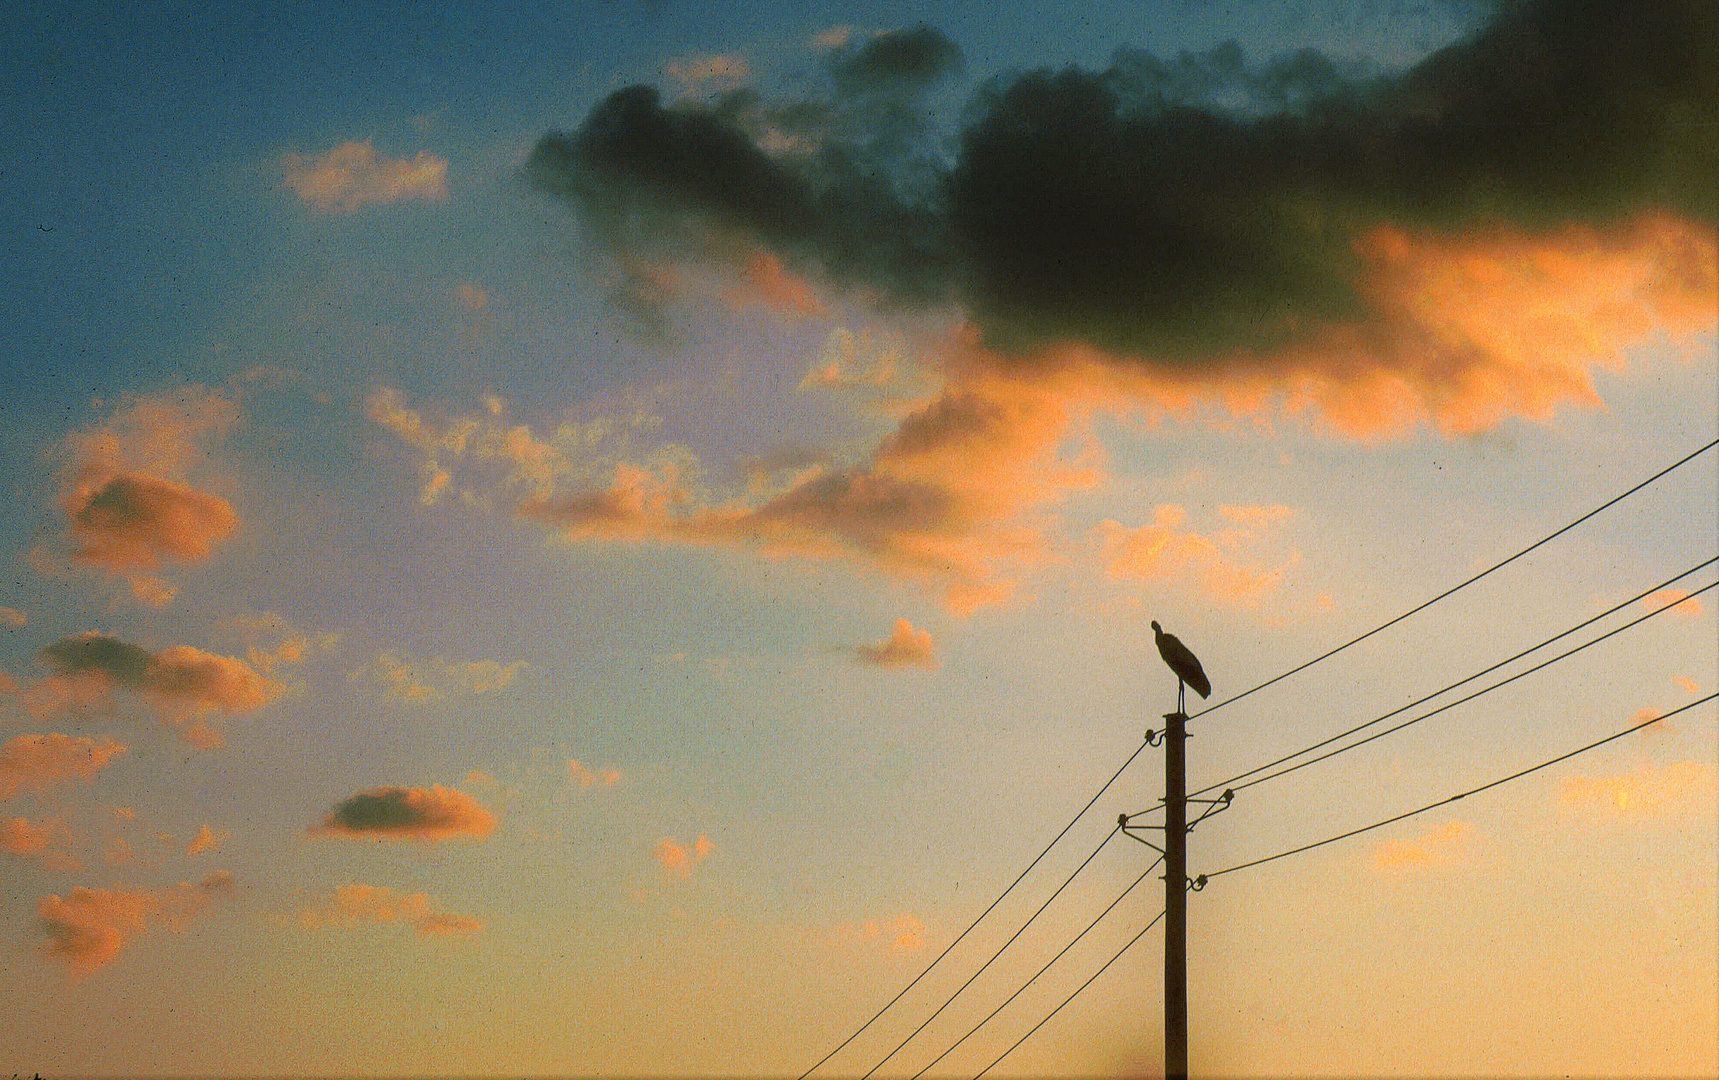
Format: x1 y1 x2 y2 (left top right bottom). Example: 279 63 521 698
1152 620 1210 713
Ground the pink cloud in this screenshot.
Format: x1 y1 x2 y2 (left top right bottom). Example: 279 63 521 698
284 141 449 213
38 872 233 973
0 733 128 800
855 618 939 670
311 784 498 842
656 833 714 880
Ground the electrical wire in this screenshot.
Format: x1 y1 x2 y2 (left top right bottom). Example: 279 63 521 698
1128 560 1717 818
972 908 1169 1080
795 739 1150 1079
859 825 1122 1079
911 856 1163 1080
1219 578 1717 796
1182 437 1718 727
800 438 1717 1079
1203 692 1719 880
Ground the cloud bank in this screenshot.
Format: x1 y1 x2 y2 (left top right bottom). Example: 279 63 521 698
526 0 1716 437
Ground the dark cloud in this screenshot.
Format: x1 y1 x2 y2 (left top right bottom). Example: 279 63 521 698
312 785 497 842
830 24 964 96
527 0 1715 361
40 634 154 688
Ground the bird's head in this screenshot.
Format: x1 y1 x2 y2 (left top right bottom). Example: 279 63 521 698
1150 620 1162 633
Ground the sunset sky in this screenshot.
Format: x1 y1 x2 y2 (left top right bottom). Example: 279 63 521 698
1 1 1715 1077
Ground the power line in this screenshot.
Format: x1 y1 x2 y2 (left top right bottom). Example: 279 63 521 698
972 907 1169 1080
912 856 1162 1080
1128 559 1716 818
1219 578 1717 796
860 826 1121 1079
1203 692 1719 881
795 739 1150 1079
1183 436 1719 727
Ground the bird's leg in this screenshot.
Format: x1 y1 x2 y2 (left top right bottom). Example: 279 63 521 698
1176 679 1185 714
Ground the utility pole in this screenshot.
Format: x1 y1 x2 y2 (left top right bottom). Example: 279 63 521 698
1163 709 1188 1080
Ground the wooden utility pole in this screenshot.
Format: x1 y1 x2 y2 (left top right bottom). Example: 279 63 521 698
1163 709 1188 1080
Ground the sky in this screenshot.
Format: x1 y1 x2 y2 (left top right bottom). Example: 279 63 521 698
0 1 1715 1077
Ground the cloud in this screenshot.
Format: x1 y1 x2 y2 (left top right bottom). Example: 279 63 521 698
456 281 490 312
38 633 280 747
2 816 78 870
311 784 498 842
56 387 240 601
299 883 484 937
1097 503 1299 604
0 606 25 627
66 474 238 571
568 760 621 789
186 823 229 856
526 0 1715 438
666 53 750 93
514 372 1099 612
855 618 939 670
284 140 449 213
1372 819 1472 871
0 733 128 800
38 872 232 973
655 833 714 880
1642 588 1706 619
829 25 963 96
1673 676 1701 694
1559 760 1715 817
351 651 527 701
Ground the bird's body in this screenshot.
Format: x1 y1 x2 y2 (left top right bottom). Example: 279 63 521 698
1151 620 1210 710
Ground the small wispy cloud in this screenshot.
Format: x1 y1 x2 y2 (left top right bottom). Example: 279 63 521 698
284 140 449 213
854 618 938 670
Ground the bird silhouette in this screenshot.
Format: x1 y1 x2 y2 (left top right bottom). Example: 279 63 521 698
1151 620 1210 713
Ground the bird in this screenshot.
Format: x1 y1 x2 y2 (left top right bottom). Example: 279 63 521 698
1151 620 1210 713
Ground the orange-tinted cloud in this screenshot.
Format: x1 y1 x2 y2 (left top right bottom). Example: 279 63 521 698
568 760 621 789
1559 761 1715 817
724 252 828 318
1673 676 1701 694
515 373 1097 612
655 833 714 880
351 651 527 701
38 871 232 973
1642 588 1706 619
0 733 128 800
66 474 237 571
0 606 25 627
1372 819 1472 871
855 618 938 670
186 823 229 856
299 883 484 937
1097 503 1298 605
2 816 78 870
311 784 498 842
37 633 280 747
57 387 240 601
284 140 449 213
